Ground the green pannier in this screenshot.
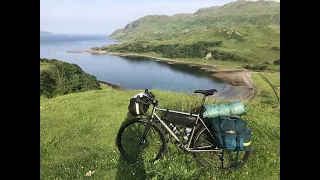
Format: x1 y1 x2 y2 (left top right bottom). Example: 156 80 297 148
211 117 252 151
202 101 248 118
211 116 252 169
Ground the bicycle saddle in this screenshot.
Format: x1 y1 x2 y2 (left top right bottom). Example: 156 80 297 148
194 89 217 96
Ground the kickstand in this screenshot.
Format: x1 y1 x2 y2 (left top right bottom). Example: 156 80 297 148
220 149 224 169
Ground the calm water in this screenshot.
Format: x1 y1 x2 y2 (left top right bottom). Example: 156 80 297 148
40 34 237 95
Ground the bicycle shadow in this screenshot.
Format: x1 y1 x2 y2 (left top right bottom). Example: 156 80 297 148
114 112 147 180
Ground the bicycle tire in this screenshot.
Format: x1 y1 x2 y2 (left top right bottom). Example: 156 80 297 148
192 127 251 171
116 118 167 164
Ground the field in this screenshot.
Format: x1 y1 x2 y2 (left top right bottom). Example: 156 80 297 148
40 1 280 178
40 73 280 179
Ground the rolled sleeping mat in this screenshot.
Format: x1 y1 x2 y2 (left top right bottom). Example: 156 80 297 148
202 100 248 118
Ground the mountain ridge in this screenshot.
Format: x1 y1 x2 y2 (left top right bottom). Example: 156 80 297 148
40 31 53 34
109 0 279 41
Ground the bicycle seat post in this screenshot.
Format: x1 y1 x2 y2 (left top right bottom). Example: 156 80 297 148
199 95 207 113
193 89 217 113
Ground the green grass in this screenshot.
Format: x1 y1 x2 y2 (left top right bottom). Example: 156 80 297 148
40 73 280 179
258 72 280 96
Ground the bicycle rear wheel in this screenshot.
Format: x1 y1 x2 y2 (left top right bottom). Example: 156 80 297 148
116 118 167 164
193 127 251 171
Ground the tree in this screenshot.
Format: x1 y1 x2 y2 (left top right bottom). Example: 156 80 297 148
40 70 56 98
40 59 101 98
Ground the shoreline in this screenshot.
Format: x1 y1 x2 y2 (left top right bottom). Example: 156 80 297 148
74 50 258 102
98 80 124 91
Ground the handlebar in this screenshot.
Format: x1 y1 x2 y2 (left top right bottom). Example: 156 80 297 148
135 97 152 116
135 96 153 105
135 89 155 105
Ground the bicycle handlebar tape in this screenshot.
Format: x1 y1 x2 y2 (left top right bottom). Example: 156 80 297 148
202 101 248 118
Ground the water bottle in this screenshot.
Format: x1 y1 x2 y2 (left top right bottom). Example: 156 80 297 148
169 123 180 135
183 127 193 140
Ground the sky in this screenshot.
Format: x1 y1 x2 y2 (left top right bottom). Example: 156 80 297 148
40 0 279 35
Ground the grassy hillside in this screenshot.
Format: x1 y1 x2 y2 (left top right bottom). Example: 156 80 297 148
95 0 280 72
40 74 280 179
109 0 280 41
103 25 280 67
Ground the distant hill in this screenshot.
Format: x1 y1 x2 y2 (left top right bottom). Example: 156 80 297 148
109 0 280 41
103 25 280 64
40 31 53 34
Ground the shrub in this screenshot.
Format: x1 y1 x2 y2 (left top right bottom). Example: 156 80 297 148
40 59 100 98
243 64 268 71
273 59 280 65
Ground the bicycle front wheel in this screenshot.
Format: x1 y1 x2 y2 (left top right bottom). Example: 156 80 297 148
193 127 251 171
116 118 167 164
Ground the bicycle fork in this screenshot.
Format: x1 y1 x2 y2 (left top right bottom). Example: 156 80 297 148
138 119 153 146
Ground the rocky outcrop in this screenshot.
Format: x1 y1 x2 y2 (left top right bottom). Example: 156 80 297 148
205 53 212 60
125 20 140 30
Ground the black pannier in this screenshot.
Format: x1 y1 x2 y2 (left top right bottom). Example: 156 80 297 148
128 98 150 116
162 112 197 127
128 90 154 116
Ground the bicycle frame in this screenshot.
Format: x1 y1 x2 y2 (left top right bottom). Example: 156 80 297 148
148 105 222 153
119 90 251 170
